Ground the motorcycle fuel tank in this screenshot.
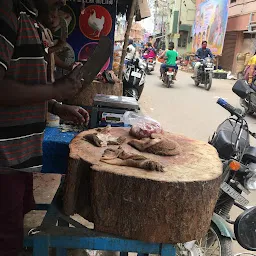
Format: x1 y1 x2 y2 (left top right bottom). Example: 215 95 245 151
211 119 249 159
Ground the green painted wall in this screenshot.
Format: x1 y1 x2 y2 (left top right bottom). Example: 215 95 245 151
172 11 179 34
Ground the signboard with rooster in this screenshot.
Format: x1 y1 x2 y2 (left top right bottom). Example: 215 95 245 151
53 0 116 73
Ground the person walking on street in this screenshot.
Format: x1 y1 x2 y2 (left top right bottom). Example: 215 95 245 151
244 51 256 86
0 1 89 255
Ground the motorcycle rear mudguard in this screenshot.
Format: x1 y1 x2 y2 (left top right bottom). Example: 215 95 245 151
212 213 236 239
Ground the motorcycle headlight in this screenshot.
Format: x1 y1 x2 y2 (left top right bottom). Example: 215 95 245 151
245 174 256 190
139 62 146 69
207 63 213 68
245 168 256 190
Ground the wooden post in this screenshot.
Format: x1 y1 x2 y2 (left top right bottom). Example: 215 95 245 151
216 55 219 70
118 0 137 79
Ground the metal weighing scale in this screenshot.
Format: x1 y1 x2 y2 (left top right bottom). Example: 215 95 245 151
90 94 140 128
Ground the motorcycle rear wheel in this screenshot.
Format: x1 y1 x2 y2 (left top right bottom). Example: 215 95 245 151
167 76 172 88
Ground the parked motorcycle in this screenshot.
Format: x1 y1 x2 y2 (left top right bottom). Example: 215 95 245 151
177 80 256 255
123 58 146 101
162 66 176 88
144 57 156 75
237 79 256 115
194 57 214 91
206 80 256 255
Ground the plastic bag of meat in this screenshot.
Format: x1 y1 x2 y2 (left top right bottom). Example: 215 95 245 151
123 111 163 139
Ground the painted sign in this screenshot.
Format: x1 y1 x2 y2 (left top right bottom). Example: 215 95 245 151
192 0 229 55
53 0 115 73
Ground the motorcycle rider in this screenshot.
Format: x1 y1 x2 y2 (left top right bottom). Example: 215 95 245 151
159 42 178 80
142 42 156 60
244 51 256 86
192 41 213 80
125 39 136 65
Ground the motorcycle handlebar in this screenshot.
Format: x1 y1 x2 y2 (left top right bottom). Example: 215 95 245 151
217 98 241 118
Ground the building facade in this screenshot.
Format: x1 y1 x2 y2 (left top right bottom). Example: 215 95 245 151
130 22 144 43
165 0 196 54
220 0 256 73
115 14 127 42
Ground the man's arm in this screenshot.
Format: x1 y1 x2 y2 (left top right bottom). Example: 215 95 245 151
195 49 200 58
248 64 256 84
54 54 72 71
208 49 214 58
0 68 56 105
159 50 166 59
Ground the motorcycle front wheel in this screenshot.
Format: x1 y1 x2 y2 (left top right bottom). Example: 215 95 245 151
204 73 212 91
194 79 200 86
176 224 233 256
124 88 139 101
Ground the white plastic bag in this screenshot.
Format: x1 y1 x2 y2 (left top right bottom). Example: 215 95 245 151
123 111 163 139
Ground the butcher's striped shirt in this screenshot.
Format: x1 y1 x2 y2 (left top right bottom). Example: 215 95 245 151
0 0 47 173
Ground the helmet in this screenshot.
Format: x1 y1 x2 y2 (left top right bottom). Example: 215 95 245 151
128 39 134 45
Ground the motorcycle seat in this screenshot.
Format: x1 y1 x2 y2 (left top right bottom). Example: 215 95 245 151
165 66 176 71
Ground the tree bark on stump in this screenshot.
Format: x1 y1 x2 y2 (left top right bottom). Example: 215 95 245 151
63 128 222 244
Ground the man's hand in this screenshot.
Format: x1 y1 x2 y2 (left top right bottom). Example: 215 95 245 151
55 104 90 125
53 64 83 101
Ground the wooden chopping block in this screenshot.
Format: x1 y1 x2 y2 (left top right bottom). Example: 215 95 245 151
63 128 222 244
66 79 123 107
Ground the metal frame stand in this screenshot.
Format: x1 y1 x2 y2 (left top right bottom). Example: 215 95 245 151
24 183 176 256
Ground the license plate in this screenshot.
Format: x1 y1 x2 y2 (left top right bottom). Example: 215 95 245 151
205 68 214 71
167 72 174 75
131 71 141 78
221 182 249 206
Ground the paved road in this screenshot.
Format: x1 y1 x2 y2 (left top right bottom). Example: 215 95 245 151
140 64 256 254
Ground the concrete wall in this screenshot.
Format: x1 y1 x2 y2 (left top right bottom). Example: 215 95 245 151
166 0 195 53
229 0 256 17
227 14 252 31
242 37 256 55
180 1 196 26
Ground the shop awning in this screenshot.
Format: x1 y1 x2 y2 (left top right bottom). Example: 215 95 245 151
67 0 151 21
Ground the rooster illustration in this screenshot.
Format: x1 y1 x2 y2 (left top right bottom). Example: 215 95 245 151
87 9 105 38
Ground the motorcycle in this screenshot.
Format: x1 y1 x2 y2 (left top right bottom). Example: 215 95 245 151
123 58 146 101
194 57 214 91
238 80 256 115
177 80 256 255
206 80 256 255
162 66 176 88
144 57 156 75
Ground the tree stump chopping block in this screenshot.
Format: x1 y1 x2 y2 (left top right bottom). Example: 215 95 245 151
63 128 222 244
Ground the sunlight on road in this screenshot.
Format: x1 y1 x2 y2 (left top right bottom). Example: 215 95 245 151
140 66 256 255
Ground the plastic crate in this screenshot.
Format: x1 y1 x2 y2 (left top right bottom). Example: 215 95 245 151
213 72 227 79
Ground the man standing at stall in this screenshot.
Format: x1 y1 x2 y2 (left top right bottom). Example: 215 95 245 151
0 1 89 255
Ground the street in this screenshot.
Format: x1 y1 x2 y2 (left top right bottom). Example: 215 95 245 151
140 63 256 254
